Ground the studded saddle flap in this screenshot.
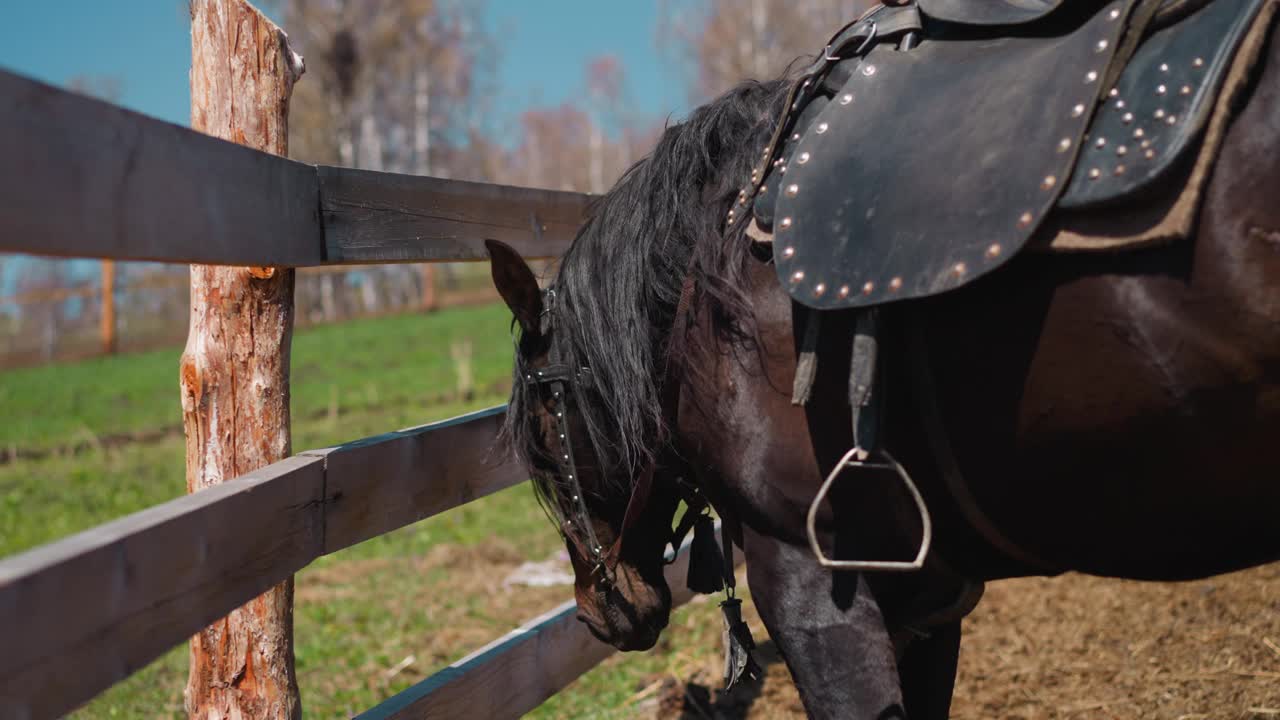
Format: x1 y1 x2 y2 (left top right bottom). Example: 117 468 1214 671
756 0 1269 311
1059 0 1264 207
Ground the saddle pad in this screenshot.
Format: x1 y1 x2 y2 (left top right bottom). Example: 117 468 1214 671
773 1 1133 310
1059 0 1267 208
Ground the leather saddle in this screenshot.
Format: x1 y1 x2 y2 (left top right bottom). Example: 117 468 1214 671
743 0 1270 311
919 0 1219 26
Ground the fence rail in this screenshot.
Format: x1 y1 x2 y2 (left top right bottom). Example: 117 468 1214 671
359 527 741 720
0 3 673 715
0 407 522 719
0 68 589 267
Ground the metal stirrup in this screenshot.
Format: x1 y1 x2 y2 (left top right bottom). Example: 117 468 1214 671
805 447 933 572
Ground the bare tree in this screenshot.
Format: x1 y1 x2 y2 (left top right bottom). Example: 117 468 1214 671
586 55 628 193
66 74 124 103
659 0 873 101
281 0 494 171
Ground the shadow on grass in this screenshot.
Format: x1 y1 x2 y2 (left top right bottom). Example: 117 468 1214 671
657 639 789 719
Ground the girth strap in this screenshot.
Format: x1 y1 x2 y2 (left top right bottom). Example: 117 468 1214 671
905 312 1061 574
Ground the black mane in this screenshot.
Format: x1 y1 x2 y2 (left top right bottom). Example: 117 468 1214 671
505 78 792 492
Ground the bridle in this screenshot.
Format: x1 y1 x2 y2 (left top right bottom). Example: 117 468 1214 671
518 279 699 586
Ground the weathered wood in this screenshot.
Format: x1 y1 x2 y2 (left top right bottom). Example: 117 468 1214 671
358 602 605 720
0 456 325 720
0 68 321 266
0 406 527 719
183 2 304 718
0 67 590 267
317 166 588 262
304 406 526 555
356 526 742 720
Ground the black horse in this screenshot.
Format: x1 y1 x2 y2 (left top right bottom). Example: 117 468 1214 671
489 3 1280 717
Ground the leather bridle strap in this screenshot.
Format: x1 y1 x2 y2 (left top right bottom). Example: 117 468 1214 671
667 485 707 553
730 2 922 230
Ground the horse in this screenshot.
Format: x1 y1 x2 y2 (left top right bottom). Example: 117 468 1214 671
488 2 1280 717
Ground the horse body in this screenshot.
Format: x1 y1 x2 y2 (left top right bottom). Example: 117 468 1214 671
490 4 1280 717
912 36 1280 583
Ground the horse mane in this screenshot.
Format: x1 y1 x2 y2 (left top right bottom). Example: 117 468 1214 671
505 77 793 492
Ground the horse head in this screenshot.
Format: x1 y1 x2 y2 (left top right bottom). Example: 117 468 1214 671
487 239 684 651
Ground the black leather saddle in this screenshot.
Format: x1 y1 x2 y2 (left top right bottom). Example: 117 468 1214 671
743 0 1269 311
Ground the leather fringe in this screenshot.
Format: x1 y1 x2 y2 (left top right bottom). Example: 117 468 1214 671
792 310 821 405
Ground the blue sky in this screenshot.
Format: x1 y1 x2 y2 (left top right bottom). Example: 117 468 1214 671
0 1 695 296
0 0 692 129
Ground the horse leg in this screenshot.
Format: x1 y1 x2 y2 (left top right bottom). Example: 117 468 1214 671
896 621 961 720
742 525 905 720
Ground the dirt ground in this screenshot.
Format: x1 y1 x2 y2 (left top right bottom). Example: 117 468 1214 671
650 563 1280 719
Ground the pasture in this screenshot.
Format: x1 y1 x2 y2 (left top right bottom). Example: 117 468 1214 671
4 301 1276 718
0 302 729 718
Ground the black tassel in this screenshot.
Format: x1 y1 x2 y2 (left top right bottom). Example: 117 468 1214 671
720 597 762 691
686 514 725 594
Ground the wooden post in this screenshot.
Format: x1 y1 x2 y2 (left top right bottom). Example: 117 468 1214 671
421 264 437 311
182 2 304 718
100 260 116 355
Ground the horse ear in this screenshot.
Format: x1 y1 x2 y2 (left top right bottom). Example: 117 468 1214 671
486 240 543 335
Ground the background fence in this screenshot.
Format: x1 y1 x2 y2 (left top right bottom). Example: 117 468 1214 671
0 262 520 368
0 2 730 718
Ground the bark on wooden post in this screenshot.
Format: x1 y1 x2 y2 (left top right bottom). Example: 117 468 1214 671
182 2 305 718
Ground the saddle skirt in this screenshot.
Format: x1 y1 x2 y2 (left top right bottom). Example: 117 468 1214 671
749 0 1270 311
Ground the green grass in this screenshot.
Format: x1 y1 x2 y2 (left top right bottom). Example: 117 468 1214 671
0 303 517 454
2 302 758 719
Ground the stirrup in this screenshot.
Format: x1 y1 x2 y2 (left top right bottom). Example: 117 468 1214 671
805 447 933 572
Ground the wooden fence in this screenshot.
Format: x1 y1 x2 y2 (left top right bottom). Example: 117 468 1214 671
0 3 729 718
0 264 503 369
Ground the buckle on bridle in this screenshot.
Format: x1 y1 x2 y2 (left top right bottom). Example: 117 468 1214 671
591 557 615 586
826 20 878 61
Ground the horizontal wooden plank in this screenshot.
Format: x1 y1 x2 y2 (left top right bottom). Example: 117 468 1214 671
0 406 531 718
0 70 592 267
0 69 323 266
0 407 522 712
305 405 527 555
0 456 325 720
357 524 743 720
0 70 590 267
317 166 590 263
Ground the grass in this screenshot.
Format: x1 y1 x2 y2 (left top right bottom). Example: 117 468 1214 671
0 302 518 454
1 301 757 719
0 303 521 557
